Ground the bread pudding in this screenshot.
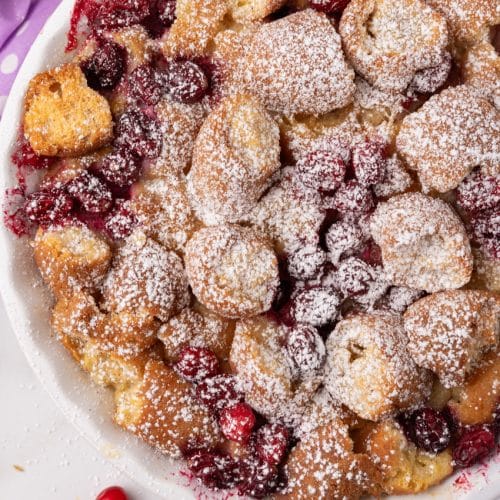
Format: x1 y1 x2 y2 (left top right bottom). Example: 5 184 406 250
3 0 499 498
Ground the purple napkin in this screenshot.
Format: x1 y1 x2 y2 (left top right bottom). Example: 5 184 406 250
0 0 60 115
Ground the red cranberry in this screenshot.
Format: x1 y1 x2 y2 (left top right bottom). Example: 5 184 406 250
115 109 162 159
296 150 346 193
254 424 290 465
332 181 374 214
186 449 240 490
104 200 137 240
81 40 126 92
94 147 141 188
334 256 373 297
359 240 383 266
290 286 340 327
127 64 166 105
195 374 243 414
401 408 451 453
193 57 226 107
453 424 496 468
166 60 209 104
3 188 30 236
309 0 351 14
219 403 256 443
325 220 364 264
175 346 220 382
67 171 113 213
238 456 279 498
96 486 128 500
12 137 55 171
470 209 500 260
156 0 176 26
24 188 74 228
456 169 500 214
86 0 151 31
287 245 326 280
352 139 387 186
284 324 325 377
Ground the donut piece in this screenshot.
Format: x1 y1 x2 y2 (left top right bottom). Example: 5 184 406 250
162 0 229 58
114 359 221 457
359 421 453 494
24 64 113 156
185 225 279 318
325 312 432 421
403 290 500 388
240 9 355 115
427 0 500 45
229 316 320 427
229 0 286 21
131 172 200 253
33 225 111 298
187 93 280 225
339 0 449 92
370 193 473 292
278 417 382 500
397 86 500 193
102 231 190 322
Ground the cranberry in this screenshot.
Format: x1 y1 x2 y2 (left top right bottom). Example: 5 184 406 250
3 188 30 236
289 286 340 327
175 346 220 382
127 64 166 105
332 181 374 214
238 456 279 498
67 171 113 213
254 424 290 465
186 449 240 490
296 150 346 193
453 424 496 468
86 0 151 31
12 136 55 171
103 200 137 239
219 403 256 443
352 139 387 186
156 0 176 26
94 147 141 188
470 209 500 260
193 57 225 107
309 0 351 14
287 245 326 280
115 109 162 159
334 256 373 297
401 408 451 453
166 60 209 104
81 40 126 92
359 240 383 266
196 374 243 414
284 324 325 377
24 188 74 228
456 169 500 214
325 220 364 264
96 486 128 500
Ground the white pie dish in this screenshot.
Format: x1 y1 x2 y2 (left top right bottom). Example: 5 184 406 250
0 0 498 498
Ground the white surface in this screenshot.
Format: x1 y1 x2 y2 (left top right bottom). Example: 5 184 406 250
0 0 498 499
0 300 157 500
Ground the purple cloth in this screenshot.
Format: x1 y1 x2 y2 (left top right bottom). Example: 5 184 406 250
0 0 61 115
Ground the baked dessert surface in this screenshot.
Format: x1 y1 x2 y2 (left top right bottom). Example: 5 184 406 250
3 0 500 498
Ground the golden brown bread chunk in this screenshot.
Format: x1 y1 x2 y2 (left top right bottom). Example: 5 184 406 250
229 0 286 21
325 312 432 421
102 231 190 322
370 193 473 292
359 421 453 494
24 64 113 156
239 9 355 115
33 225 111 299
448 349 500 425
404 290 500 388
278 416 382 499
185 225 279 319
339 0 449 92
396 85 499 193
114 359 221 457
187 93 280 225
